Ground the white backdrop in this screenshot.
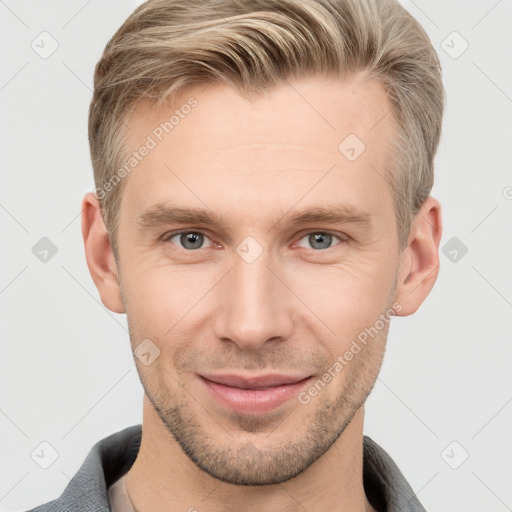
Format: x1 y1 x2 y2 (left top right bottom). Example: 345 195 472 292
1 1 511 511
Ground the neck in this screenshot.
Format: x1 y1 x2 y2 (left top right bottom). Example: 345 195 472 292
125 395 376 512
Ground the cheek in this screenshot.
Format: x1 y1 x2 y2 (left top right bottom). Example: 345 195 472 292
283 255 398 334
122 262 218 340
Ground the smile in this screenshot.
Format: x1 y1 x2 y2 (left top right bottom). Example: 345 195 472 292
199 373 313 415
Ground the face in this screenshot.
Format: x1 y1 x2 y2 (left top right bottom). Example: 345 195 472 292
116 74 403 485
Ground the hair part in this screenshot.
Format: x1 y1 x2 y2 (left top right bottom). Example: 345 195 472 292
88 0 444 259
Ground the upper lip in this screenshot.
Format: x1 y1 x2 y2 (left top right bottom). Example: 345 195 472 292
200 373 311 389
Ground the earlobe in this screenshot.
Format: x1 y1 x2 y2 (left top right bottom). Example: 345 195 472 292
81 192 125 314
394 197 442 316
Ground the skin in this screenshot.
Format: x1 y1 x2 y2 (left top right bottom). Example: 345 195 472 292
82 73 442 512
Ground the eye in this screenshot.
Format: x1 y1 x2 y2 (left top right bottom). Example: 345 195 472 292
296 231 346 250
163 230 214 250
162 230 346 252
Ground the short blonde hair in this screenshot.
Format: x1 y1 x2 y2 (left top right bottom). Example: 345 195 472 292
88 0 444 256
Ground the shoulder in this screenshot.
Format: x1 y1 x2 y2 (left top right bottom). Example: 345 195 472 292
23 425 142 512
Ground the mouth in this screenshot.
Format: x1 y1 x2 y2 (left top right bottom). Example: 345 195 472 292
198 373 313 415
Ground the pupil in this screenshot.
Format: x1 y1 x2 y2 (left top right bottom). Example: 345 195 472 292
182 232 202 249
311 233 331 250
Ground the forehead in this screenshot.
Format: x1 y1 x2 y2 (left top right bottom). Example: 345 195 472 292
119 74 396 222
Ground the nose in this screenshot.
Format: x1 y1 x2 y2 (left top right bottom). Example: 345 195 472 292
213 248 294 351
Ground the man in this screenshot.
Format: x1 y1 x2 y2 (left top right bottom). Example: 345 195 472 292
27 0 444 510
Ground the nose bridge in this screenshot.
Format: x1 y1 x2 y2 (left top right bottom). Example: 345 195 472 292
213 245 293 350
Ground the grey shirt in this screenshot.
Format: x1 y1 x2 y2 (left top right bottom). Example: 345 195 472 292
24 424 426 512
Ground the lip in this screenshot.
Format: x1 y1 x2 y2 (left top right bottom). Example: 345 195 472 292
199 373 312 414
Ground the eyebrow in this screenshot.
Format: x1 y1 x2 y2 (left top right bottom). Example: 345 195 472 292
136 202 373 233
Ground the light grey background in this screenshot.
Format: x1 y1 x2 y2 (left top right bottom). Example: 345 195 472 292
1 1 511 511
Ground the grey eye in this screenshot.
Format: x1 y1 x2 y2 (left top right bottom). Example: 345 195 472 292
308 233 333 250
170 232 207 250
296 232 343 250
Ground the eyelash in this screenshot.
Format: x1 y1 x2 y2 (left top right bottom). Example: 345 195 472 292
161 229 348 252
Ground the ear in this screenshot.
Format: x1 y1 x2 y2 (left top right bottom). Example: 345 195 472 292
394 196 442 316
81 192 125 314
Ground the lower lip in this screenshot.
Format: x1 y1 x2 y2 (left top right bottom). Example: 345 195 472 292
200 376 312 415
